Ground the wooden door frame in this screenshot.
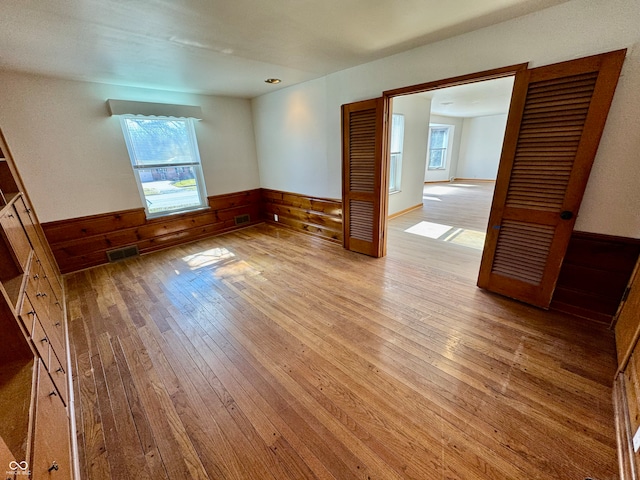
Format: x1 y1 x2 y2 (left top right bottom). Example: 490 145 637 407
378 63 529 254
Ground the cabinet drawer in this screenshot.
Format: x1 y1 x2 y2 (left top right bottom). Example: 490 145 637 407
14 199 63 302
46 299 66 356
31 361 71 480
620 340 640 478
29 275 65 361
18 294 36 336
41 298 65 362
49 351 67 406
32 318 50 371
25 261 42 309
40 264 63 309
625 346 640 437
0 203 31 271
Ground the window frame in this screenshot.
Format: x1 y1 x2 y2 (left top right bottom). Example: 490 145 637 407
427 125 452 171
119 115 208 219
389 113 405 194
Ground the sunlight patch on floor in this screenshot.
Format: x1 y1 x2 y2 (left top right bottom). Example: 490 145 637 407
422 186 457 195
405 221 452 239
448 229 486 249
404 221 486 250
182 247 236 269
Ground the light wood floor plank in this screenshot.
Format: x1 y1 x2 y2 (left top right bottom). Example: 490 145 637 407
66 181 618 479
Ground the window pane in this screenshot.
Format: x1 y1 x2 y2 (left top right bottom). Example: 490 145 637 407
390 114 405 153
430 128 448 149
429 149 445 169
124 118 193 165
389 153 400 192
138 166 203 215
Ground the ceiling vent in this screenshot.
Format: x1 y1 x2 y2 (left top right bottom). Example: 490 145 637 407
106 245 140 263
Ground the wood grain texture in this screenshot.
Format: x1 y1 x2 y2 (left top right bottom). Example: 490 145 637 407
42 190 262 274
261 189 342 243
614 372 636 480
478 50 626 308
614 259 640 372
383 63 528 97
342 98 388 257
67 191 619 479
552 232 640 323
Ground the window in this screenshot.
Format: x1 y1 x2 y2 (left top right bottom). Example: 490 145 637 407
119 116 207 217
389 114 405 193
428 126 451 170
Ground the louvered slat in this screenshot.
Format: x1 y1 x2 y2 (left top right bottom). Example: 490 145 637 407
342 97 383 257
505 71 598 212
348 109 376 193
349 200 374 242
491 220 555 284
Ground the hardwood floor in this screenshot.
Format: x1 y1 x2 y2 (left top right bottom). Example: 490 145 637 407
66 182 618 479
388 181 495 281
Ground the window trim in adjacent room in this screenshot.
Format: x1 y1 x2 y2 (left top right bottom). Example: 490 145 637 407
427 124 452 170
119 115 208 219
389 113 405 193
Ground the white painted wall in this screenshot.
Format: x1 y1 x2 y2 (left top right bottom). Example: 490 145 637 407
457 114 508 180
252 77 328 197
425 115 464 182
0 72 259 222
252 0 640 238
389 95 431 216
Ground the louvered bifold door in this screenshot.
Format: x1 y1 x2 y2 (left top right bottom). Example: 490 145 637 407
342 98 388 257
478 50 626 308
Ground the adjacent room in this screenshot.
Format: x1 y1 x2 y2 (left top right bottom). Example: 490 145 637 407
0 1 639 479
387 77 514 279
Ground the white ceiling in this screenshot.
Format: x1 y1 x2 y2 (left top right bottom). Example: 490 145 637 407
423 76 516 118
0 0 570 98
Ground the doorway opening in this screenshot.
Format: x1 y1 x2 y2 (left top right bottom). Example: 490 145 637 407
386 75 515 281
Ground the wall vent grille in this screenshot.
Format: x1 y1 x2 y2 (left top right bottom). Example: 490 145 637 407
234 214 251 226
106 245 140 263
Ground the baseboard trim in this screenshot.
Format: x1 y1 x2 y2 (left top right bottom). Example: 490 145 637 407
452 178 496 182
388 203 423 220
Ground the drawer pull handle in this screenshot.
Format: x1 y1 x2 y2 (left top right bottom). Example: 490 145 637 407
7 213 14 218
27 311 35 316
56 367 65 373
33 274 39 279
55 322 61 327
48 461 59 472
41 337 48 343
48 390 57 397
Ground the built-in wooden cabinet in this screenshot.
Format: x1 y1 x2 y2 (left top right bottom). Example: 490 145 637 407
0 130 75 479
614 259 640 479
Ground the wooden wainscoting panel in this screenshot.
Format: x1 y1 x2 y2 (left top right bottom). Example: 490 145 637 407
261 189 342 243
42 189 262 273
551 231 640 323
42 208 147 245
